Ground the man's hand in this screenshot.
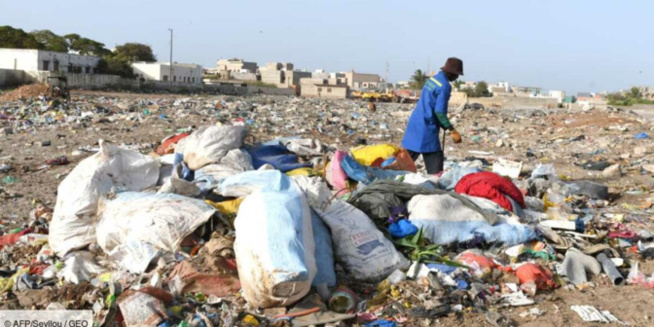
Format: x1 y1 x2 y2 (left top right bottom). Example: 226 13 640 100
451 129 462 144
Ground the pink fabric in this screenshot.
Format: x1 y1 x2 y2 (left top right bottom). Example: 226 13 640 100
329 151 349 191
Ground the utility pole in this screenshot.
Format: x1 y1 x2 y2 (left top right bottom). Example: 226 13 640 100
385 61 389 84
168 28 173 85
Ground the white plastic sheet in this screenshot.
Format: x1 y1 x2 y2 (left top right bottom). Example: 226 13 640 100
50 141 160 256
96 192 216 273
175 125 247 170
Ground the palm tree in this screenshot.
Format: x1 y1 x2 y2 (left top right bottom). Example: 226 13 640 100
410 69 429 89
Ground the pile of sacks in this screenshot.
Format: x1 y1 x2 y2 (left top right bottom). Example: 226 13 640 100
4 122 641 325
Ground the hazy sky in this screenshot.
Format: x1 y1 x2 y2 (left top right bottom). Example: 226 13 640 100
2 0 652 94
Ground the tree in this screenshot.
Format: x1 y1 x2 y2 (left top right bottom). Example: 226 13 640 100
64 33 109 56
0 25 44 49
410 69 429 89
114 43 156 62
629 87 642 99
453 80 464 90
474 81 491 97
30 30 69 52
98 55 135 78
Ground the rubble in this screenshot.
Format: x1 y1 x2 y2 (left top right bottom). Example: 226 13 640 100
2 89 654 326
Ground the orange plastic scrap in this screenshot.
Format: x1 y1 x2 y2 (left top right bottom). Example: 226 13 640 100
457 250 513 274
515 263 558 290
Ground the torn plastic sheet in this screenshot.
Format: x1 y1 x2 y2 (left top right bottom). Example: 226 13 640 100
570 305 622 324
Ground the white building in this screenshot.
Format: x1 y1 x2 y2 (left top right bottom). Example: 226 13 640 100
548 90 566 104
132 62 203 84
0 48 100 73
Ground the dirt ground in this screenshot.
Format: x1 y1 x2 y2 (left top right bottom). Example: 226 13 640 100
2 89 654 326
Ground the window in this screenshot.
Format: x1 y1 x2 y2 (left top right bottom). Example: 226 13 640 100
163 75 169 81
327 88 332 93
173 76 176 82
318 87 322 92
192 77 195 83
42 60 50 71
85 66 90 74
53 61 59 72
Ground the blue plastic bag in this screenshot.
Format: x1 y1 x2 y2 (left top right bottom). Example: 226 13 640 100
311 210 336 288
388 219 418 238
635 132 650 139
340 155 407 185
245 144 311 172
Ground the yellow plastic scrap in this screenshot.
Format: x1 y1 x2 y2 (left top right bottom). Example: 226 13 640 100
205 198 244 215
351 144 399 166
1 268 29 292
241 314 260 326
285 167 313 176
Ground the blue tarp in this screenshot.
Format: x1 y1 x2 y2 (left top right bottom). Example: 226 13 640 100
310 210 336 288
340 155 408 185
245 144 311 173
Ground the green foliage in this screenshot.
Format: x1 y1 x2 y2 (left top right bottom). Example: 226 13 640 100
607 87 654 106
474 81 491 97
98 55 135 78
393 227 468 268
114 43 156 62
453 80 464 90
29 30 68 52
0 26 44 49
409 69 429 89
64 33 109 56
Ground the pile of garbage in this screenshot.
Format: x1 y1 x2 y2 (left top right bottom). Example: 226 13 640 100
0 83 51 102
2 114 653 326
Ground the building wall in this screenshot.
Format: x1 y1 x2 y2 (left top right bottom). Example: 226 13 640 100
285 71 312 87
260 69 283 85
132 63 162 80
0 49 39 70
300 84 348 99
0 49 99 73
216 59 258 73
132 62 203 84
449 95 558 109
344 71 383 89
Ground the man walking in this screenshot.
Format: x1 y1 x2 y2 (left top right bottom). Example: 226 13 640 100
401 57 463 174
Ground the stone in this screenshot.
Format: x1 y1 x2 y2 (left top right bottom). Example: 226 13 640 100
496 139 504 147
643 165 654 174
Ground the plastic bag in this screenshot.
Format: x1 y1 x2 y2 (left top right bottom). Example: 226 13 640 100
315 200 409 281
96 192 216 273
232 170 316 308
351 144 399 166
175 125 247 170
50 141 160 256
325 150 348 191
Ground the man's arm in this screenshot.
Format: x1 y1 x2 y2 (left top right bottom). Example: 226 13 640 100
434 86 453 130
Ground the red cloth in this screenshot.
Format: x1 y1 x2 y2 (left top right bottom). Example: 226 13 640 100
454 171 526 211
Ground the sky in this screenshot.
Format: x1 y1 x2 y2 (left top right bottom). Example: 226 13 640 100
2 0 653 94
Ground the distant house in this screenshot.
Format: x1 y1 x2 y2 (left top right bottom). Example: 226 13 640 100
300 78 348 99
548 90 566 104
343 70 383 90
215 58 258 73
132 62 203 84
576 92 593 102
0 48 100 74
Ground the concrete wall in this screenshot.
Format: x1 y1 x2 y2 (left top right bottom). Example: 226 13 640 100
132 62 202 84
0 69 31 87
449 95 558 109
